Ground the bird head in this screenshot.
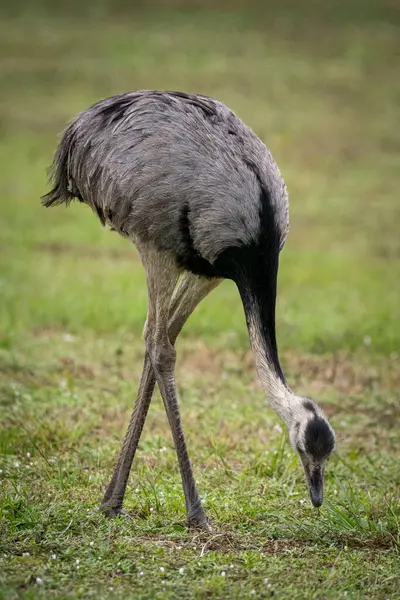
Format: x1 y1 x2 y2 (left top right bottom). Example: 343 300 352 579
289 399 336 507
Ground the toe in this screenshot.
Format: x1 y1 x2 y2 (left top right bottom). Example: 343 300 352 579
100 505 129 519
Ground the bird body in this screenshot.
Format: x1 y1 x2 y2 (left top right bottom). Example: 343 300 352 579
44 91 289 268
43 91 335 527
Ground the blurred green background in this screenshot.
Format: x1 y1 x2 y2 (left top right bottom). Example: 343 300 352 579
1 0 399 353
0 1 399 599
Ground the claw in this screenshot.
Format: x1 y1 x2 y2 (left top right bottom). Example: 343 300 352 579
100 505 130 519
188 517 212 532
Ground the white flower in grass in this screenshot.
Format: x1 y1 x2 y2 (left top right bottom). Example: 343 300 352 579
159 566 165 572
138 571 144 576
76 559 80 564
333 489 338 495
89 541 94 546
62 333 75 342
251 591 256 596
51 554 56 560
179 567 184 574
26 452 31 458
220 571 226 577
14 461 19 468
299 499 306 505
23 552 30 557
264 578 269 584
36 577 43 585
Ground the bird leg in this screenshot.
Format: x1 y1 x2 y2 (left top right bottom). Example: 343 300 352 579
101 262 219 525
140 249 212 528
100 352 155 516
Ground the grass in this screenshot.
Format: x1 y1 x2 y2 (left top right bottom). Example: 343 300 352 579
0 1 399 598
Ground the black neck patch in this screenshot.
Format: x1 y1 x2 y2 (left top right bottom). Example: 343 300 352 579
303 399 317 415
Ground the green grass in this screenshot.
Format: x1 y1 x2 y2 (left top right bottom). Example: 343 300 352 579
0 2 399 598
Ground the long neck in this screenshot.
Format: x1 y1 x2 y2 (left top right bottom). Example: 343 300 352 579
236 262 301 427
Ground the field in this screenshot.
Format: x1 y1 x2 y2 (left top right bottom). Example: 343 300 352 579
0 1 399 598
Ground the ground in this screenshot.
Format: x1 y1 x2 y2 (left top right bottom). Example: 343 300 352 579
0 1 399 599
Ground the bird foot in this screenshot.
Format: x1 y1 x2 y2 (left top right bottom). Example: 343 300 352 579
100 504 130 519
187 513 212 531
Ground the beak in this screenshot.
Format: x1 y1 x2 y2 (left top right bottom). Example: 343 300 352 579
306 466 324 508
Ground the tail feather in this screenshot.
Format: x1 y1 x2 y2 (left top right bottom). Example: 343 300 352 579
41 122 79 208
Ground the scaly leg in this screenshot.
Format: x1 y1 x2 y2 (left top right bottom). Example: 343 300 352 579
101 261 220 520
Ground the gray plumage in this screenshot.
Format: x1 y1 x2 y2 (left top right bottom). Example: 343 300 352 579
43 91 289 263
43 91 335 527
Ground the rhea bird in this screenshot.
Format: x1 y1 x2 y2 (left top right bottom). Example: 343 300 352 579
43 90 336 528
